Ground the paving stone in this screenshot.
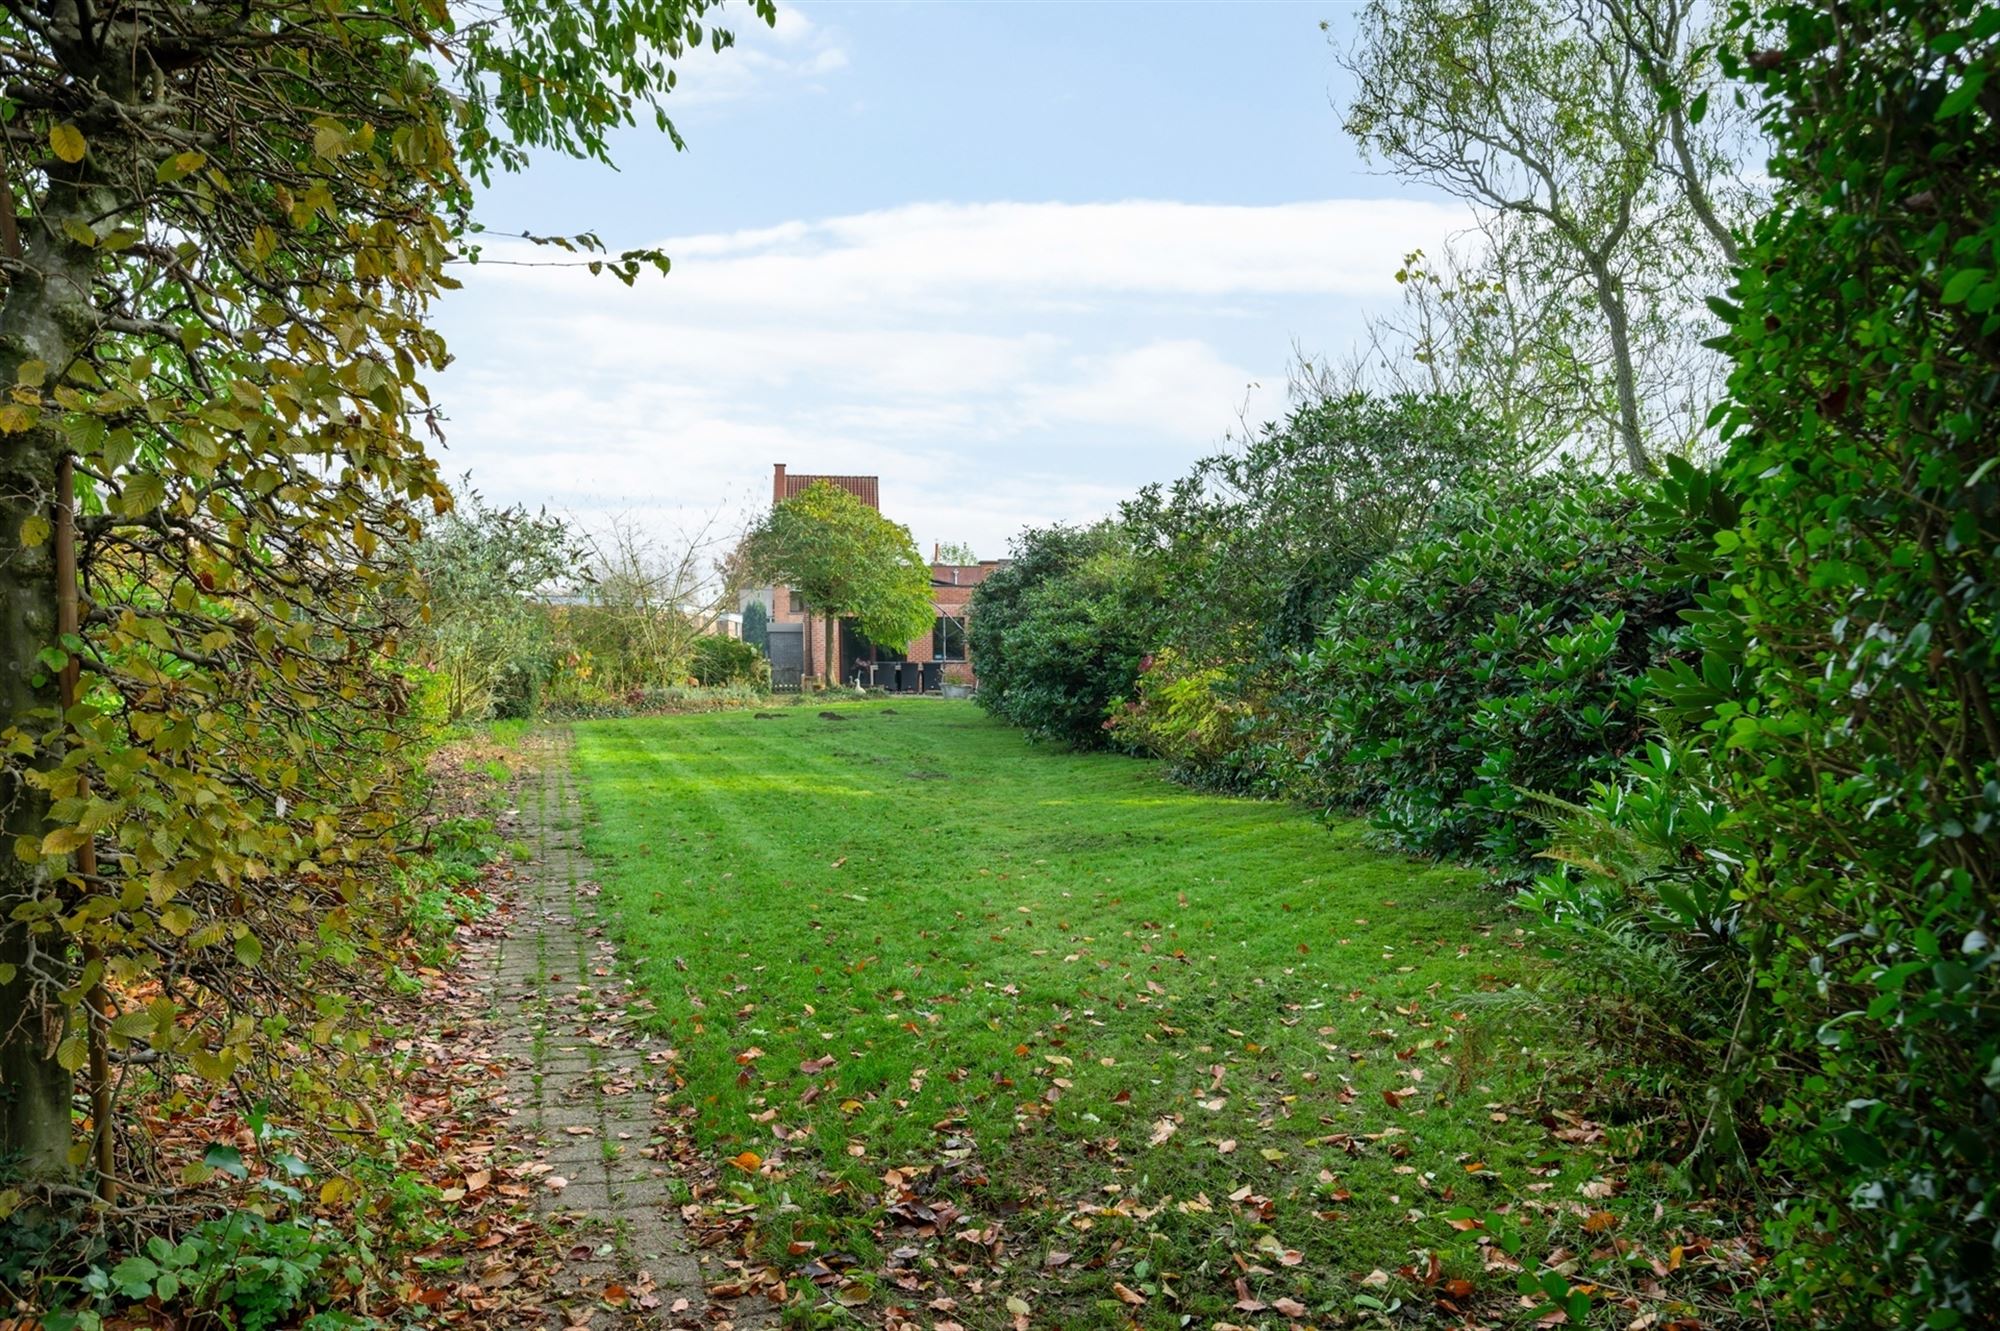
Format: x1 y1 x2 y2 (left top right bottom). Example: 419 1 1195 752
480 733 775 1330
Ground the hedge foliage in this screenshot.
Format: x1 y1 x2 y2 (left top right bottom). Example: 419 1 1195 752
692 635 770 689
1666 3 1999 1318
1121 391 1513 661
1278 472 1710 860
969 523 1158 749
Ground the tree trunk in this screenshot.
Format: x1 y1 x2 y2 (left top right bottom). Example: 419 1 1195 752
1588 256 1654 475
0 419 71 1178
0 154 124 1176
0 875 70 1178
823 613 837 687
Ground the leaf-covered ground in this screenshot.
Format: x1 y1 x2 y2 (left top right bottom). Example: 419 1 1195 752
572 701 1754 1329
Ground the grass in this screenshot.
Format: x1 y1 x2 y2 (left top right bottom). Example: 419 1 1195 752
571 700 1737 1328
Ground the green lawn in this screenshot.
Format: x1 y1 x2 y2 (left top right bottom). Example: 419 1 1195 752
570 701 1723 1328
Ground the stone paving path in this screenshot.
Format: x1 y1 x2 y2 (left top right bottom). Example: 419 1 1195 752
479 733 775 1331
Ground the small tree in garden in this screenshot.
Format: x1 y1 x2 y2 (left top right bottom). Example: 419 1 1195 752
553 513 734 697
742 482 934 686
742 599 770 653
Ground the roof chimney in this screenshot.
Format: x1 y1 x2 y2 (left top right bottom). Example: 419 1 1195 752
772 463 787 504
932 542 940 561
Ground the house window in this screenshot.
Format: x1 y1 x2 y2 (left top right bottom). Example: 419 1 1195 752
789 587 808 615
933 614 967 661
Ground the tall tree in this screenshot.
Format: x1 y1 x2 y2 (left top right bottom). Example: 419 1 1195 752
0 1 769 1183
1340 0 1749 472
743 482 935 686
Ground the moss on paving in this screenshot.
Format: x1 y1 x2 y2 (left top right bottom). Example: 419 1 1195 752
571 701 1696 1327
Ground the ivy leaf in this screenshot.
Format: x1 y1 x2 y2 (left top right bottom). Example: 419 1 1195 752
203 1143 249 1179
108 1256 159 1299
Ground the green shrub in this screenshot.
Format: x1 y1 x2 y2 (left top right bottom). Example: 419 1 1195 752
1282 473 1706 861
1123 390 1516 663
969 523 1159 749
72 1214 340 1331
411 491 576 723
1646 3 2000 1319
692 634 769 688
542 682 772 720
1104 649 1262 789
1513 732 1759 1169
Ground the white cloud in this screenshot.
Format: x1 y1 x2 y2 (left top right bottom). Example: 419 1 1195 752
478 197 1467 315
1023 340 1278 444
434 196 1473 558
666 3 849 108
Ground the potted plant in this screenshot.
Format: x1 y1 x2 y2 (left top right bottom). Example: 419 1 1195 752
940 663 976 699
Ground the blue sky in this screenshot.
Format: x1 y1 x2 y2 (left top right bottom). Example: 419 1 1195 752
431 1 1471 558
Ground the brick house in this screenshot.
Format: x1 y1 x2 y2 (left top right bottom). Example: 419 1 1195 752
748 464 1003 688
